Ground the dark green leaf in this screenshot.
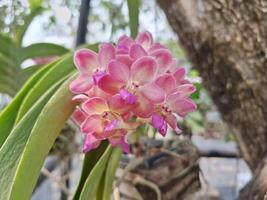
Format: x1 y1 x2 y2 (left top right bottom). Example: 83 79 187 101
73 142 108 200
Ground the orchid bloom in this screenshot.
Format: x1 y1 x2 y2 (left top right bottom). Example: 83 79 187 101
70 43 115 94
70 31 197 153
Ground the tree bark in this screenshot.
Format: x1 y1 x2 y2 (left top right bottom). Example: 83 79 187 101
157 0 267 199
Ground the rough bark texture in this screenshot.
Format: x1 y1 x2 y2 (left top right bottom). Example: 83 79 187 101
157 0 267 199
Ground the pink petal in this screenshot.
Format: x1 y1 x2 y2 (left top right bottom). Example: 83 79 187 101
151 113 167 136
69 75 93 94
173 67 186 82
175 84 196 97
108 60 130 82
136 31 153 50
165 113 177 130
169 98 197 117
148 43 166 54
119 89 137 105
81 114 104 133
130 56 157 85
132 93 154 118
139 82 165 103
83 134 101 153
118 35 134 48
115 54 133 67
155 74 176 95
167 59 179 73
82 97 109 115
74 48 99 75
150 49 172 74
72 94 88 103
98 74 125 94
109 136 129 153
98 43 115 68
129 44 147 60
72 108 87 125
108 94 132 114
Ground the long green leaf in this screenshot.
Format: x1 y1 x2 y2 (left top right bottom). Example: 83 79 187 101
8 77 76 200
19 42 68 62
79 146 113 200
73 142 108 200
0 82 61 200
127 0 139 38
103 148 122 200
0 61 55 147
15 54 74 122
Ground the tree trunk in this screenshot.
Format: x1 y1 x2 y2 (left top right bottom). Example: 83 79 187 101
157 0 267 199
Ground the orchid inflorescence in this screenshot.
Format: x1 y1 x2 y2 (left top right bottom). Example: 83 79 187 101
70 31 197 153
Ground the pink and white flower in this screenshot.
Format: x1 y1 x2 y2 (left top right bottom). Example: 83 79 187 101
70 31 197 153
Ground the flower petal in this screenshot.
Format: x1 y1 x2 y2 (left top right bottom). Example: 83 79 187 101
132 93 154 118
148 43 166 54
81 114 104 133
151 113 167 136
119 89 137 105
69 75 93 94
72 108 87 125
74 48 98 75
136 31 153 50
129 44 147 60
175 84 196 97
169 98 197 117
130 56 157 85
118 35 134 48
139 82 165 103
108 94 132 114
165 113 177 130
109 136 130 153
72 94 88 103
82 97 109 115
98 43 115 68
98 74 125 94
83 134 101 153
108 60 130 82
150 49 172 74
173 67 186 82
116 54 133 67
155 74 176 95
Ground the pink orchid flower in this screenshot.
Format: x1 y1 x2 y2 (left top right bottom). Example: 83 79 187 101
69 31 197 153
70 43 115 94
151 73 197 136
98 56 165 117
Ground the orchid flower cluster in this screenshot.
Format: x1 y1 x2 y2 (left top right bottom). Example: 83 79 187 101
70 31 196 153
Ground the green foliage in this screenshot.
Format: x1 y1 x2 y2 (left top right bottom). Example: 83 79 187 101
0 1 68 97
127 0 139 38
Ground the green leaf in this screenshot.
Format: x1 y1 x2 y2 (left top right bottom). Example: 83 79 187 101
103 148 122 200
73 142 108 200
0 34 16 57
79 146 113 200
0 82 61 200
127 0 139 38
0 61 54 147
8 77 76 200
16 54 74 122
19 43 68 62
